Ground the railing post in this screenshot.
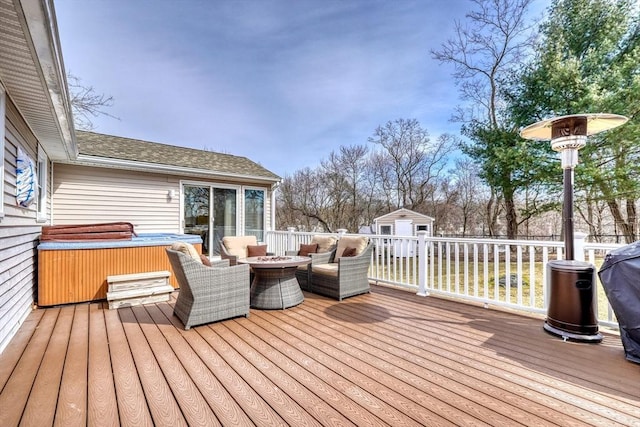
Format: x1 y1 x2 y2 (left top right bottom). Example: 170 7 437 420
416 231 429 296
574 231 588 262
287 227 296 252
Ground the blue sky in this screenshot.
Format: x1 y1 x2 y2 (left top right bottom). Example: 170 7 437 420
55 0 546 177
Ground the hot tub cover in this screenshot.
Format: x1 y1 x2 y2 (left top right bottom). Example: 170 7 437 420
41 222 136 241
598 241 640 364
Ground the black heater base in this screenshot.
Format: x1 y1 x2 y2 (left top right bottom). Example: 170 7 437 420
545 260 603 343
543 321 603 343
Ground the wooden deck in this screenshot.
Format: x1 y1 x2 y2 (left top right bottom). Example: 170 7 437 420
1 285 638 426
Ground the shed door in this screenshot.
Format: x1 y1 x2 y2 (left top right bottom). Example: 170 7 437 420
395 219 413 236
393 219 414 257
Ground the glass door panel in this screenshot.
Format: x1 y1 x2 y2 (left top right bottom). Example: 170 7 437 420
183 185 210 254
244 189 265 242
212 188 237 255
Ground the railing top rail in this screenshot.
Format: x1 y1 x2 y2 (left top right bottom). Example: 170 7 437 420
584 242 625 251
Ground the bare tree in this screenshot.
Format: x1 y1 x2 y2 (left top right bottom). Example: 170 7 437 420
67 72 119 130
320 145 370 232
276 168 333 232
368 119 455 210
450 158 486 236
431 0 536 127
431 0 538 239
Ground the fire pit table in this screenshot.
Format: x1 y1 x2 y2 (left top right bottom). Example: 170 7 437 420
239 256 311 309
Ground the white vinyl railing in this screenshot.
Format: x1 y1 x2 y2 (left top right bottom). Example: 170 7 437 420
266 229 623 329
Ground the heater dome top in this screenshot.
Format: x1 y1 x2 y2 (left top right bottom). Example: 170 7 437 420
520 113 628 141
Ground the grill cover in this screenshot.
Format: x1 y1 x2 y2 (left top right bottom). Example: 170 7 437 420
598 242 640 364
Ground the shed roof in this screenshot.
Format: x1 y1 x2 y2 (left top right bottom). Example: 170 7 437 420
373 208 435 222
72 130 281 184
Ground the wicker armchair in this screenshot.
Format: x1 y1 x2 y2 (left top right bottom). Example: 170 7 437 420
285 235 338 291
219 236 272 266
309 240 373 300
166 249 250 329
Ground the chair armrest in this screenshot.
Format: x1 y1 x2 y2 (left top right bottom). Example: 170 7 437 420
337 254 370 268
219 244 239 266
310 248 335 265
210 259 230 268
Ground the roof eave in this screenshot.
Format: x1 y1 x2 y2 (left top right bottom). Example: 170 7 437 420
14 0 77 160
65 154 282 186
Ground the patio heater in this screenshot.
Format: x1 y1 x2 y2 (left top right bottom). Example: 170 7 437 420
520 113 628 342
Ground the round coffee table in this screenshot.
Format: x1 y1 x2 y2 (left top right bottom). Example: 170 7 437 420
239 256 311 309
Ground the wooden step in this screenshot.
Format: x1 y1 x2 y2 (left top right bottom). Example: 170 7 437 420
107 271 172 309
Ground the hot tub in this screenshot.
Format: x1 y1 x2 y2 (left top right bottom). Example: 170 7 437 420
37 233 202 306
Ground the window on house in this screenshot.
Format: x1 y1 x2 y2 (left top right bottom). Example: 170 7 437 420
380 225 392 235
0 84 5 219
37 147 48 221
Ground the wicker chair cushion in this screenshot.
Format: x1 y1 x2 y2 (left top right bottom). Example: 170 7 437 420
222 236 258 258
247 244 268 257
311 235 338 253
335 236 369 258
171 241 203 264
299 243 318 256
312 263 339 277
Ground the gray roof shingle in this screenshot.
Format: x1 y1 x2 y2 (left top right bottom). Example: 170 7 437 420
75 131 280 181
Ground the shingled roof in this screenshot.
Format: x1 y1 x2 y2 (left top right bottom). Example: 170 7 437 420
75 131 280 182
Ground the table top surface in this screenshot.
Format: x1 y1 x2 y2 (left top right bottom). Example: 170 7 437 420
240 255 311 268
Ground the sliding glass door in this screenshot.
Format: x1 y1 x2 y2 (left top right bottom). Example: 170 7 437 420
212 187 237 253
183 184 237 255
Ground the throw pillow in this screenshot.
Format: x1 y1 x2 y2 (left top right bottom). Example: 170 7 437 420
247 244 268 257
299 243 318 256
200 254 212 266
341 246 357 257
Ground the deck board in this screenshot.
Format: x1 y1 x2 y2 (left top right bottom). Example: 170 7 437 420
0 308 45 390
0 308 59 427
286 297 555 426
55 304 89 426
103 301 154 426
19 306 73 426
155 302 284 426
118 307 188 426
87 302 119 427
1 285 639 427
144 304 253 426
129 304 221 427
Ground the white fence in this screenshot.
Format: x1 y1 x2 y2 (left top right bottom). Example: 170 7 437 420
265 229 623 329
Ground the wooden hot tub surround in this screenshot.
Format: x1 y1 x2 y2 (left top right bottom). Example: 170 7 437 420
37 233 202 306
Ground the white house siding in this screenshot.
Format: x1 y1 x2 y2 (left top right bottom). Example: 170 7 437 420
0 98 43 354
53 164 181 233
53 164 275 235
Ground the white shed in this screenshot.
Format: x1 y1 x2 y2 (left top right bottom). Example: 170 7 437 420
373 208 435 257
373 208 435 237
